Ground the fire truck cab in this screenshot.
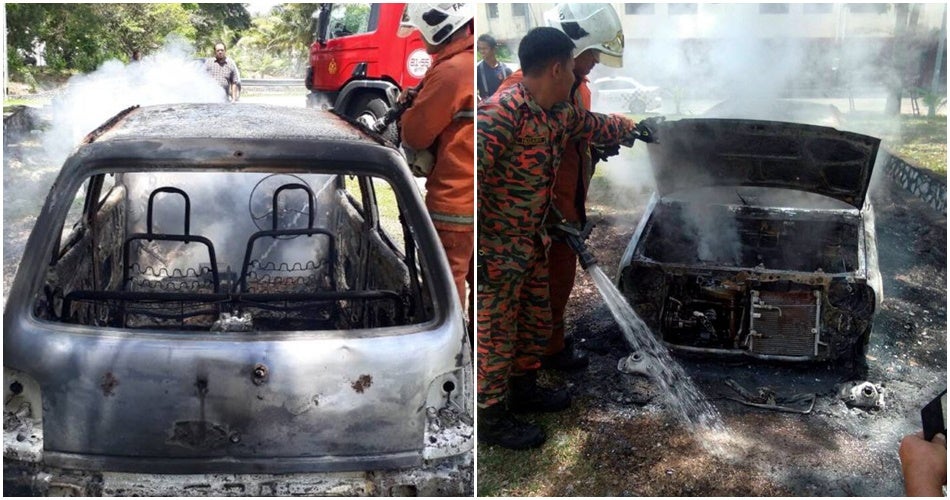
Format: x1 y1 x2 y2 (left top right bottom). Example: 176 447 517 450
305 3 431 127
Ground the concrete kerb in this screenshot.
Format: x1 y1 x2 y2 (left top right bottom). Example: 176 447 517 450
880 148 947 215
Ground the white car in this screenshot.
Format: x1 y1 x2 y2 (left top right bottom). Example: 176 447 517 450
591 76 663 114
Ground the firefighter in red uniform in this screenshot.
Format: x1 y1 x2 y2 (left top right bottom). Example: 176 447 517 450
495 4 627 372
399 4 475 315
477 26 649 449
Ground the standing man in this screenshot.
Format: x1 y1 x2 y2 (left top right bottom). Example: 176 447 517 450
477 26 644 449
399 4 475 317
495 4 627 372
205 42 241 102
476 34 512 100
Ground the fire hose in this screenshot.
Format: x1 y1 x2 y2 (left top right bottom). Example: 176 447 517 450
362 84 444 178
549 116 663 268
369 84 421 134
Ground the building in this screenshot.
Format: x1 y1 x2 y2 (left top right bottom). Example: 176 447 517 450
478 3 946 42
478 3 947 94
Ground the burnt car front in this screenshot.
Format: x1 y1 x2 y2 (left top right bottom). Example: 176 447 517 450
3 104 472 495
617 119 881 368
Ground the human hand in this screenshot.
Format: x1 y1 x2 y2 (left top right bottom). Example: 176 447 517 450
397 87 419 105
899 431 947 497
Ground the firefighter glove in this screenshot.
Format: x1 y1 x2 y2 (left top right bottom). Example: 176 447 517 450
591 144 621 163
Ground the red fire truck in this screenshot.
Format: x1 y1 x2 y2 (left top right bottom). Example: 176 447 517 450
305 3 431 126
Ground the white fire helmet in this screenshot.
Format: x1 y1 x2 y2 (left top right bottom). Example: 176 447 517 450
401 3 474 46
544 3 624 67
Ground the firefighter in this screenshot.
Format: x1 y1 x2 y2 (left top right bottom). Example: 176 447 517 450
477 26 645 449
495 4 628 372
398 4 475 316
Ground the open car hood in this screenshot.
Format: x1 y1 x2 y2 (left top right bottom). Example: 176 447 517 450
648 119 880 209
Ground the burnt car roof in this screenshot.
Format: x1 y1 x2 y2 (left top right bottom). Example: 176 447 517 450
648 119 880 209
67 104 402 180
94 103 372 144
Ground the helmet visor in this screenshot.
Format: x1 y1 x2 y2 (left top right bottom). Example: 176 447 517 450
597 31 624 67
398 6 416 38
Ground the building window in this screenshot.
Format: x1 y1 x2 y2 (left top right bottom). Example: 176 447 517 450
511 3 528 17
847 4 889 14
668 3 698 15
626 4 655 15
487 3 498 19
803 3 833 14
759 3 789 15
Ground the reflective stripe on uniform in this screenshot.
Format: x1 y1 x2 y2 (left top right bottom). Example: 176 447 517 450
430 212 474 225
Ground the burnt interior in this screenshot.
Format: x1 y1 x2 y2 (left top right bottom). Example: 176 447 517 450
34 171 433 331
622 198 874 362
639 201 860 273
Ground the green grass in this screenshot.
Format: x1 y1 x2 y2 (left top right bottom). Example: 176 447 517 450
478 405 600 496
870 115 946 175
343 175 405 249
4 99 40 108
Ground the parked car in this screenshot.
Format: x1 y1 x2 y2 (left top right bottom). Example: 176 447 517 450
590 76 663 114
617 118 882 373
3 103 473 496
702 98 844 129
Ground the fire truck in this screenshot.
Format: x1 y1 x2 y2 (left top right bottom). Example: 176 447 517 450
305 3 431 127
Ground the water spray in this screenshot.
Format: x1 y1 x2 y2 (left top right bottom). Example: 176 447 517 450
548 120 729 440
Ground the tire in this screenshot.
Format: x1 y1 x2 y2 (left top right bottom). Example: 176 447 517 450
304 66 314 91
628 98 646 114
848 326 871 379
350 94 398 144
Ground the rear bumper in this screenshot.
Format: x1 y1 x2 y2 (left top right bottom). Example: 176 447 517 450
4 452 473 496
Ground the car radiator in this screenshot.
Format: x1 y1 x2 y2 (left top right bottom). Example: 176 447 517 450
748 289 821 357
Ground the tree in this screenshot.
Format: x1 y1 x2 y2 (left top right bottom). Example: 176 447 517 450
5 3 196 73
232 3 318 78
6 2 256 83
184 3 252 51
99 4 194 57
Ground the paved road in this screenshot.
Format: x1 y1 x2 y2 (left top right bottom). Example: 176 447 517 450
241 91 308 108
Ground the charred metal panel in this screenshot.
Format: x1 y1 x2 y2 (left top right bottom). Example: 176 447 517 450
648 119 880 209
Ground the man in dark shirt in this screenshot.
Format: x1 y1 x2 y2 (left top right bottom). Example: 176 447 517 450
476 34 512 100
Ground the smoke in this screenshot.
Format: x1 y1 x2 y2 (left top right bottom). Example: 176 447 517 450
42 35 226 166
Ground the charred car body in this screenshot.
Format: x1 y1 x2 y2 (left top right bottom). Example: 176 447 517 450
3 104 472 495
618 119 881 368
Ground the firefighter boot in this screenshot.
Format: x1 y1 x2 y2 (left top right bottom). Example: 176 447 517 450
540 337 589 372
477 403 546 449
508 371 572 413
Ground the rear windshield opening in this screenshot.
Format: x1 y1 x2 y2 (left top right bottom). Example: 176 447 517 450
35 171 434 332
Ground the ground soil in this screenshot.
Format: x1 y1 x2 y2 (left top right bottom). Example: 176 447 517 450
482 164 946 496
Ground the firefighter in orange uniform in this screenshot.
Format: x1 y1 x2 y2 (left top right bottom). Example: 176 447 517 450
495 4 627 371
399 4 475 316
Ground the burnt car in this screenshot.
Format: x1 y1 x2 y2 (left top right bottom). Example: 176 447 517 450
3 104 472 495
617 119 882 369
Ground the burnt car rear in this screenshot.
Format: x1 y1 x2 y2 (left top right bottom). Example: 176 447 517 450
3 104 472 495
618 119 881 368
